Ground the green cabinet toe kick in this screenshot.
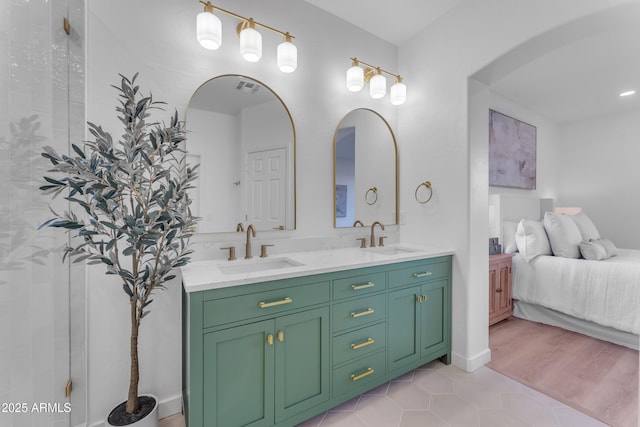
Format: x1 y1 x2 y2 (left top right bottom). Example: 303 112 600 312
183 255 452 427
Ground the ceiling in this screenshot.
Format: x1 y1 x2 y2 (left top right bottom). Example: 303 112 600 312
303 1 640 124
302 0 464 46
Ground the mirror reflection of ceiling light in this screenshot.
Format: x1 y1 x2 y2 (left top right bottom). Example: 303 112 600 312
346 58 406 105
196 1 297 73
619 90 636 97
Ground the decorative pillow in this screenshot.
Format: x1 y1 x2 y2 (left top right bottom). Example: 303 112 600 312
502 220 518 254
579 241 608 260
598 238 618 258
514 219 552 262
571 212 601 241
543 212 582 259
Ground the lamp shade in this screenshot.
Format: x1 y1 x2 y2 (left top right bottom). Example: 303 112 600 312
240 27 262 62
390 81 406 105
346 66 364 92
369 73 386 99
197 11 222 50
277 41 297 73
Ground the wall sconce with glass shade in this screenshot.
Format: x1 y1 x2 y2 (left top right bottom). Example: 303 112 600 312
196 1 297 73
347 58 406 105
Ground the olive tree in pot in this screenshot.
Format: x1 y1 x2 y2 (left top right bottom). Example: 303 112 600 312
39 74 199 426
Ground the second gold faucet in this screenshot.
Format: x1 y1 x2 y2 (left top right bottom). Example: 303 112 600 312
370 221 385 248
245 224 256 259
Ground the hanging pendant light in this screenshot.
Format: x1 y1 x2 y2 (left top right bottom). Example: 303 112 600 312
390 77 406 105
197 2 222 50
277 33 297 73
369 69 386 99
346 58 364 92
239 19 262 62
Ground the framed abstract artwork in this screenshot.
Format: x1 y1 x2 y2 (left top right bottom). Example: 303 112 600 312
489 109 537 189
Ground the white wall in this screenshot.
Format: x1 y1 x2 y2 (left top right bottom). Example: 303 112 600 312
187 108 241 232
557 108 640 249
86 0 397 424
397 0 632 371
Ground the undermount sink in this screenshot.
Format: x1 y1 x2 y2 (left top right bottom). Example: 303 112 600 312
218 257 304 275
366 246 420 256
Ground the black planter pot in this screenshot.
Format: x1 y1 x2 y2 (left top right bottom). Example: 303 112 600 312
107 395 158 427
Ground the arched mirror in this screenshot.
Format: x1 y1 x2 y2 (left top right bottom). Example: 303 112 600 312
186 75 296 233
334 108 398 228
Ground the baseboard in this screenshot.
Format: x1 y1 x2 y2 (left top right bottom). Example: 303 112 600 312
451 348 491 372
87 395 183 427
158 394 183 420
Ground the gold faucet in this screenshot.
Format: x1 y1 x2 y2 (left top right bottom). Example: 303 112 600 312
370 221 385 247
353 220 364 227
236 222 244 232
245 224 256 259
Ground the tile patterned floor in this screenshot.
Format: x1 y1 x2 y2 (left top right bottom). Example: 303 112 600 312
160 361 608 427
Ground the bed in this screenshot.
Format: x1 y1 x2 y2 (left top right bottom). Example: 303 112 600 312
490 194 640 350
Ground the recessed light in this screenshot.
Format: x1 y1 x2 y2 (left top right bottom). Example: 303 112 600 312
619 90 636 97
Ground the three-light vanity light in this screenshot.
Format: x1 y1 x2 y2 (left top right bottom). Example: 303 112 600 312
347 58 406 105
196 1 297 73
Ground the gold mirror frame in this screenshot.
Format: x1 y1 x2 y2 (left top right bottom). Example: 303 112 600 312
186 74 296 233
333 108 398 228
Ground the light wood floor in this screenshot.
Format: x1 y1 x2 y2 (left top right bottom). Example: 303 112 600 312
488 317 639 427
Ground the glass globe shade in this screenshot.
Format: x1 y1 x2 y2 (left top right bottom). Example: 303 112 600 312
390 81 406 105
240 27 262 62
277 41 297 73
369 73 386 99
346 66 364 92
196 11 222 50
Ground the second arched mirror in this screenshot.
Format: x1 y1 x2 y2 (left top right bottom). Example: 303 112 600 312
186 75 296 233
334 108 398 228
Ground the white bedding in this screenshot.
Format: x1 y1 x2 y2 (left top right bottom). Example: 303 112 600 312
512 249 640 335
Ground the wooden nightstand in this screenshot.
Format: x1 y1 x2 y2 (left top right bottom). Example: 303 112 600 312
489 253 513 325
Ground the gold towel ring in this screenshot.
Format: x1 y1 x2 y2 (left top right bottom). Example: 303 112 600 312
415 181 433 204
365 187 378 205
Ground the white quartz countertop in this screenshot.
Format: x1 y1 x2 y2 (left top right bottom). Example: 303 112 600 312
181 244 454 293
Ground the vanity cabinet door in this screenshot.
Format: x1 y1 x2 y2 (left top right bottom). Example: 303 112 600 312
388 285 421 371
275 307 330 422
203 320 275 427
388 280 450 373
419 279 449 359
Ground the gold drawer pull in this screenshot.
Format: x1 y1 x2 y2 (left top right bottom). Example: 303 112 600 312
259 297 293 308
413 271 432 278
350 308 375 318
351 282 375 290
350 367 375 381
351 338 375 350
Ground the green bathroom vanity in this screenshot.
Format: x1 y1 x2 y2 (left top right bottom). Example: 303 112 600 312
182 246 452 427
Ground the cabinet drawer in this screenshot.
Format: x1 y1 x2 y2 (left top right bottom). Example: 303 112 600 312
388 259 449 288
203 281 330 328
333 351 386 397
333 272 386 300
333 322 386 366
332 293 386 332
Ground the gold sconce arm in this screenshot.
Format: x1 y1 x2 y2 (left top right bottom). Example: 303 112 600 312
199 1 295 40
351 57 403 83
